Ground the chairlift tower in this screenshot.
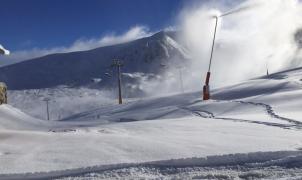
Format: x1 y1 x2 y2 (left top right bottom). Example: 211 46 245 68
111 59 123 104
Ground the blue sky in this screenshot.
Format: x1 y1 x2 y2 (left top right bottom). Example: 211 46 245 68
0 0 186 51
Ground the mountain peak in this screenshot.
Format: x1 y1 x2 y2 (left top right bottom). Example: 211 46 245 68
0 30 189 90
150 30 177 40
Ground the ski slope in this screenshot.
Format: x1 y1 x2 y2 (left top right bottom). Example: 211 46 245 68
0 104 50 131
0 67 302 179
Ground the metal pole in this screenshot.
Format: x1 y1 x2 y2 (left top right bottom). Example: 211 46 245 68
44 98 50 120
111 60 123 104
117 64 122 104
203 16 218 100
202 7 255 100
46 101 49 120
46 100 50 120
208 16 218 72
266 62 269 77
178 67 184 93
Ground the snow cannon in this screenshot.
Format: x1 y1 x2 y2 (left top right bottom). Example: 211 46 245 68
202 6 256 101
203 72 211 100
203 15 218 101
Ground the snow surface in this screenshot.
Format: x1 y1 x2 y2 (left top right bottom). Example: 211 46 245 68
57 166 302 180
1 117 301 177
0 67 302 179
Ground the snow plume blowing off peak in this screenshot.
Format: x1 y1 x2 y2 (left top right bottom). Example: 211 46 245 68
176 0 302 89
0 26 151 67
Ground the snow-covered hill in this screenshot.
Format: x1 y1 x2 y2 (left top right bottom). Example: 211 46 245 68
0 104 49 130
0 31 189 92
0 66 302 179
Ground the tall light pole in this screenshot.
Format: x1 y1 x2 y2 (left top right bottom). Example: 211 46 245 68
111 59 123 104
203 16 218 100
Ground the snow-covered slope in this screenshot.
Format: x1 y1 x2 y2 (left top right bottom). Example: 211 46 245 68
10 66 301 125
213 67 302 122
7 87 117 121
0 66 302 179
1 116 301 176
0 31 189 91
0 104 50 130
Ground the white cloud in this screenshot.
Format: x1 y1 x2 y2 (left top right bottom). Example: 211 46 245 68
0 25 152 67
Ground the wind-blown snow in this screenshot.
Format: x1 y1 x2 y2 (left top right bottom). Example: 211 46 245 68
0 66 302 178
1 1 302 177
179 0 302 88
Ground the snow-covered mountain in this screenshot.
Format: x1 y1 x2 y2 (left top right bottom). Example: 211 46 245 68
0 31 189 92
